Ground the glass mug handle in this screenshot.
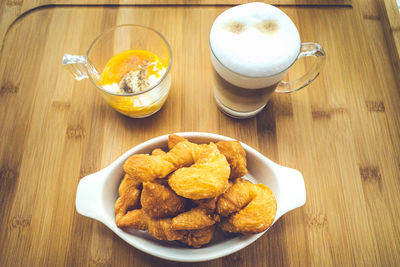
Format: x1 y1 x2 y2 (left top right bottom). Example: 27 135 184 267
276 42 326 93
62 54 88 80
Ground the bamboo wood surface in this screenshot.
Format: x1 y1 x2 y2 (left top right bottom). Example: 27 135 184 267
375 0 400 88
1 4 400 267
0 0 352 54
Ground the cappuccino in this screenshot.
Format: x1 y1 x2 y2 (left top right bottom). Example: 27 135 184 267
210 2 300 85
210 2 301 118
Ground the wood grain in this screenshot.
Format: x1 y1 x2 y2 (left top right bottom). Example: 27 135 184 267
356 0 400 90
0 0 352 54
1 4 400 267
374 0 400 88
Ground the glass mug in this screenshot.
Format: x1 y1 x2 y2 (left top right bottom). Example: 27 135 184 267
62 25 172 118
210 3 326 119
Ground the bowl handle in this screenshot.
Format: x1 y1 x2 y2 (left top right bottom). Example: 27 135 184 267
275 166 306 220
75 171 106 221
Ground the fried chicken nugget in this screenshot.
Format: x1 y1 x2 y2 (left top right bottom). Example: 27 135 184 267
123 140 203 182
168 143 230 199
167 135 248 179
171 207 215 230
114 174 142 224
117 209 185 241
141 182 187 218
218 181 277 234
216 141 248 179
180 225 216 248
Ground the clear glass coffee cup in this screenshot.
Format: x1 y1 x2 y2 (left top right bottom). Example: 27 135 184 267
210 3 326 119
62 24 172 118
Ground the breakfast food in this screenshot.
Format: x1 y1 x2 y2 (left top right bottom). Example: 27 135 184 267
218 178 277 234
168 143 230 199
100 49 170 117
216 141 248 179
123 140 205 182
115 134 277 248
151 148 166 156
141 182 187 219
167 135 248 179
193 197 219 212
180 225 216 248
114 174 141 224
171 206 216 230
116 209 147 229
117 209 185 241
217 178 252 217
101 50 166 94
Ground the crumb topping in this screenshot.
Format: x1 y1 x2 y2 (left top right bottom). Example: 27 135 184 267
119 61 151 93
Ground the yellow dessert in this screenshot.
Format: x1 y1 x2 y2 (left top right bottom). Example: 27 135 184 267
100 50 169 118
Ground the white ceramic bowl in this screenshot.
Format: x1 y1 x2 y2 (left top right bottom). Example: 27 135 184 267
75 132 306 262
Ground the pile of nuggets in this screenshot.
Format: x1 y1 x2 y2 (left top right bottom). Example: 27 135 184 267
115 134 277 248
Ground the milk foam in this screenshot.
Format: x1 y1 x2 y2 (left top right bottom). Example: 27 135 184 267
210 2 301 78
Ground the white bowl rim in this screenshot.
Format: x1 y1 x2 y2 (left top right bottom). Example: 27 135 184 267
75 132 306 262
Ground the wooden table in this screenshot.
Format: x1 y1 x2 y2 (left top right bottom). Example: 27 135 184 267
1 1 400 266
